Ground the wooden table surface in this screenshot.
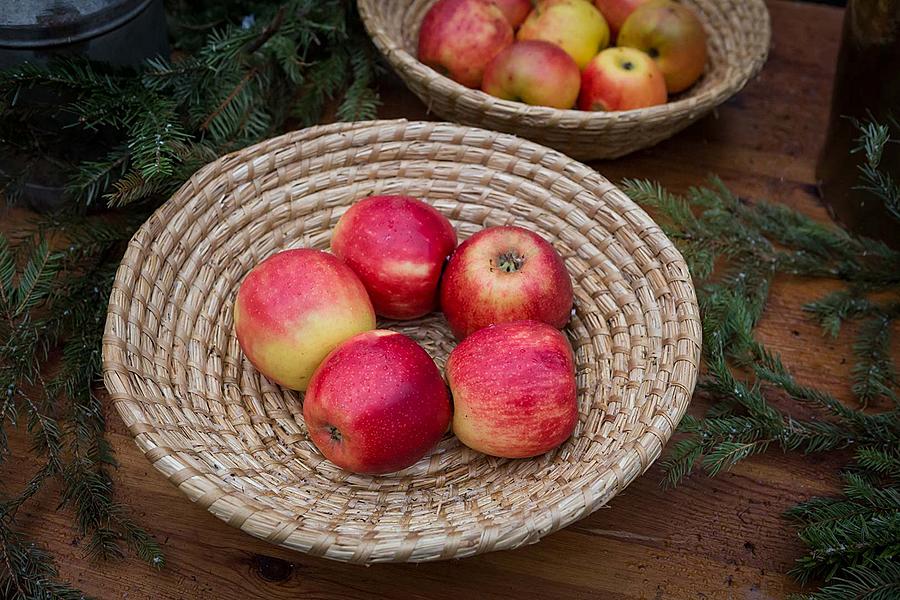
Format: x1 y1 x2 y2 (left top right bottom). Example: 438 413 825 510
1 1 862 598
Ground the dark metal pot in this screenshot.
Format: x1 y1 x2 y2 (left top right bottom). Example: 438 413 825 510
0 0 168 69
0 0 169 211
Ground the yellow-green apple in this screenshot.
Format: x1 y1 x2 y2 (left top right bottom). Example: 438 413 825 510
593 0 652 38
517 0 610 69
234 249 375 391
493 0 534 27
440 225 573 339
579 47 667 110
617 0 707 93
447 319 578 458
303 330 452 474
482 41 581 109
331 195 457 320
418 0 514 88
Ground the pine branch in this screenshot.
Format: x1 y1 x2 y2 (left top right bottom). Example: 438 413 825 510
789 558 900 600
852 117 900 222
852 314 898 406
0 517 88 600
14 240 63 317
626 137 900 597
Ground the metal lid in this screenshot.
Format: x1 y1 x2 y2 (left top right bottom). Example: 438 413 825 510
0 0 156 48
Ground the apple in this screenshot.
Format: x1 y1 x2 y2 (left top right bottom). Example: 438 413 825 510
303 330 452 474
593 0 652 38
493 0 534 27
234 249 376 391
447 319 578 458
418 0 514 88
482 41 581 109
617 0 708 93
517 0 610 69
331 195 457 320
579 47 667 111
440 225 573 340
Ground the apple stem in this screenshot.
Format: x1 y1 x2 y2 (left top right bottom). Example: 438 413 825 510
497 251 525 273
328 426 342 443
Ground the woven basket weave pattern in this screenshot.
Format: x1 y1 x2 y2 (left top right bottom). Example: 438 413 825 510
358 0 771 160
103 120 702 563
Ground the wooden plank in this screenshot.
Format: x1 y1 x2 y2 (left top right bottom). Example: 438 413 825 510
0 2 861 598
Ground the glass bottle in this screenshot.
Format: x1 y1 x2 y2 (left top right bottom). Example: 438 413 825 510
817 0 900 245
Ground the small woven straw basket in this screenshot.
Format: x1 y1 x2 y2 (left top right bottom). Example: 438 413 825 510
358 0 771 160
103 120 702 563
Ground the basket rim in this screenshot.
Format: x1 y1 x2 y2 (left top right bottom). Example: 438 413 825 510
102 119 702 563
357 0 772 124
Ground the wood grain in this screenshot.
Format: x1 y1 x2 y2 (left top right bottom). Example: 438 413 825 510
0 1 869 598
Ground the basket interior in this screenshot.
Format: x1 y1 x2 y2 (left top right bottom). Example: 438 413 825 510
103 120 701 563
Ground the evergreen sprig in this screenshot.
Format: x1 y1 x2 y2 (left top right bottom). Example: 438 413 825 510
2 0 899 596
628 117 900 596
1 1 379 596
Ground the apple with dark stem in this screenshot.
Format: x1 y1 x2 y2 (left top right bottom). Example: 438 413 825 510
617 0 708 93
579 46 667 111
447 319 578 458
440 225 574 339
303 330 452 474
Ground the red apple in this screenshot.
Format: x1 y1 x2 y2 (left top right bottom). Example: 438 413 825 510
332 195 457 320
447 320 578 458
482 41 581 109
303 330 452 474
593 0 652 38
517 0 610 69
440 225 573 339
579 47 667 111
617 0 708 93
234 249 376 391
418 0 514 88
493 0 534 27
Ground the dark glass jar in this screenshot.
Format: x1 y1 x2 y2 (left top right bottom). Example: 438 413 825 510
817 0 900 245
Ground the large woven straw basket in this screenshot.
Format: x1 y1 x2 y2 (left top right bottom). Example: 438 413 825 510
358 0 771 160
103 119 702 563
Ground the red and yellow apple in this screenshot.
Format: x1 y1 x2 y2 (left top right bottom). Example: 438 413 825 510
482 41 581 109
418 0 514 88
304 330 452 474
493 0 534 27
331 195 457 320
617 0 708 93
440 225 573 339
517 0 610 69
234 249 376 391
447 319 578 458
593 0 652 38
579 46 667 111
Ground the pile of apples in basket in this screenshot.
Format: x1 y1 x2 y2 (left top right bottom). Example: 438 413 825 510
234 196 577 474
419 0 708 110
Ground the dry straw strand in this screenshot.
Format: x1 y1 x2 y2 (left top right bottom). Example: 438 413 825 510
357 0 771 159
102 119 702 563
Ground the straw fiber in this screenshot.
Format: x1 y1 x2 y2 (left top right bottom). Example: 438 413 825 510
102 120 702 563
358 0 771 160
